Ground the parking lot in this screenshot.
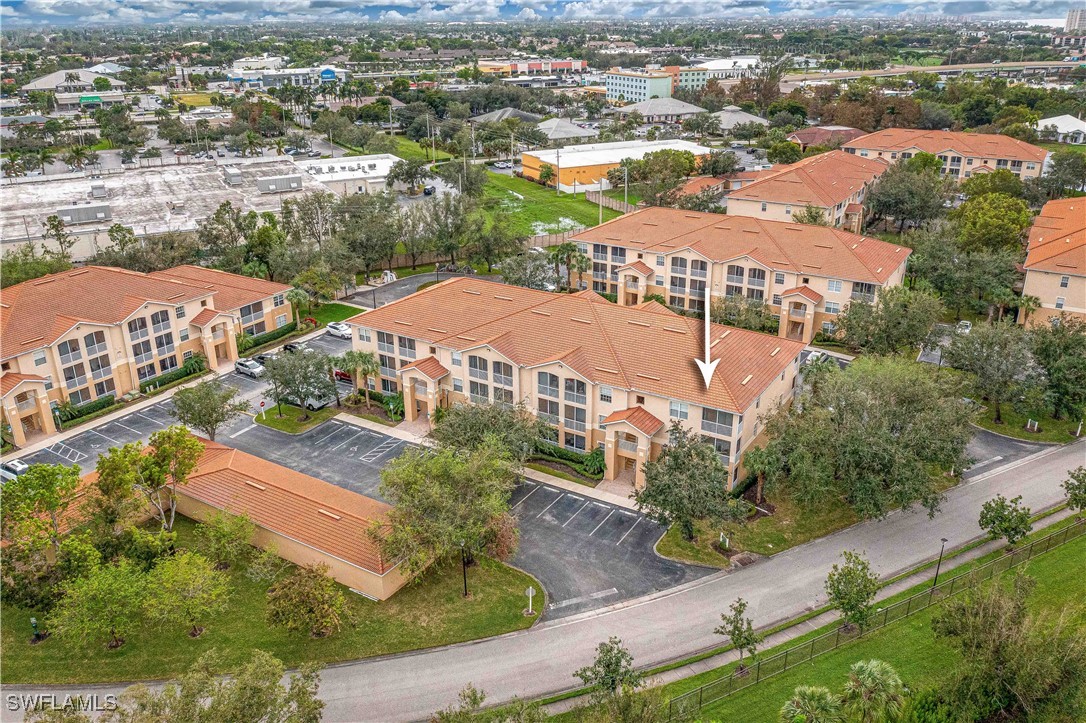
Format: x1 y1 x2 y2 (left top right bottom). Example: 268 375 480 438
509 480 712 619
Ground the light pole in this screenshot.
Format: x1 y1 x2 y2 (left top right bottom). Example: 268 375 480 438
460 541 469 597
932 537 949 589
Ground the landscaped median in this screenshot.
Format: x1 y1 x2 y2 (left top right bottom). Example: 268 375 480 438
254 403 338 434
973 405 1082 445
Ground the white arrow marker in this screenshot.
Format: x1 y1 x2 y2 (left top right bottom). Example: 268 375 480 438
694 310 719 389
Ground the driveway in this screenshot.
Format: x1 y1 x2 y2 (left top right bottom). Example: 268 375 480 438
346 273 500 309
510 480 711 619
964 427 1048 479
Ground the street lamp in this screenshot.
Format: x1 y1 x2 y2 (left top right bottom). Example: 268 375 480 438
932 537 949 589
459 541 469 597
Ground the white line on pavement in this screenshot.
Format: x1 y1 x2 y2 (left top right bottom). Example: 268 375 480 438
315 424 345 445
105 420 143 436
330 431 365 452
590 510 615 536
563 501 590 527
549 588 619 610
512 485 542 510
967 455 1004 471
535 492 564 519
89 429 122 445
229 424 257 439
616 517 641 545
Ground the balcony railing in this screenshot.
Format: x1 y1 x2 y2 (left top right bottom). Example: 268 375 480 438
593 252 608 261
790 308 807 318
701 420 732 437
538 384 558 398
850 292 875 303
59 350 82 365
399 347 417 360
470 393 489 404
129 328 148 342
16 397 37 412
564 391 586 405
609 273 618 282
379 366 396 378
726 274 744 285
469 368 488 381
564 418 587 432
747 277 766 288
618 438 638 453
538 412 559 425
92 365 112 381
65 375 88 390
690 267 707 279
669 285 686 296
212 329 225 340
377 341 394 353
592 271 607 280
670 266 687 276
610 256 626 265
689 288 706 299
413 382 427 396
156 343 175 355
494 374 513 388
85 342 108 357
134 351 154 364
152 320 171 334
625 278 639 288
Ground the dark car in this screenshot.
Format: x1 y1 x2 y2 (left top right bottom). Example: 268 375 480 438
423 185 437 195
253 351 278 366
283 342 315 354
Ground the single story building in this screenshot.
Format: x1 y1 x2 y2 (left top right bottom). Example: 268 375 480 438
1037 114 1086 145
521 138 713 191
787 125 867 151
614 97 707 124
293 154 399 195
711 105 768 131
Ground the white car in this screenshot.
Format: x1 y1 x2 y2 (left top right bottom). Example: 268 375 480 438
804 350 825 366
956 320 973 335
0 459 30 482
235 358 265 378
326 322 352 339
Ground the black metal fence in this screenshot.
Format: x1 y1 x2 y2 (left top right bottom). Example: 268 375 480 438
665 518 1086 721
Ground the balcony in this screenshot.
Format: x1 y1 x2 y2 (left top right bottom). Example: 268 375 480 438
564 391 586 405
850 292 875 303
399 347 417 360
156 343 175 355
91 365 112 381
134 351 154 364
377 342 395 354
129 328 148 342
790 308 807 318
65 375 88 391
494 373 513 388
413 382 427 396
726 274 744 285
538 384 558 398
379 366 396 378
240 315 261 328
690 267 707 279
564 418 587 432
593 252 608 261
617 438 638 453
470 393 489 404
59 350 82 365
689 288 706 299
85 342 108 357
747 277 766 288
670 266 687 277
610 256 626 265
469 368 488 381
16 397 38 412
701 420 732 437
152 321 171 334
625 278 639 289
669 285 686 297
592 271 607 280
609 273 618 282
538 412 559 425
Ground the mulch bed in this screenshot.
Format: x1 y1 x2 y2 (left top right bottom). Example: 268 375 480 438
341 401 398 425
527 458 601 487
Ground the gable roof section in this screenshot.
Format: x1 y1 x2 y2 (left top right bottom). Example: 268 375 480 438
573 207 909 284
727 150 887 208
150 265 290 312
844 128 1047 163
602 406 665 437
0 372 46 398
1024 198 1086 276
349 277 805 413
402 356 450 380
780 285 824 304
616 259 655 276
787 126 867 147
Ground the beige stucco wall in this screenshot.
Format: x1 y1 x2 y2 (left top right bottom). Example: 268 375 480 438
1021 269 1086 325
844 144 1046 181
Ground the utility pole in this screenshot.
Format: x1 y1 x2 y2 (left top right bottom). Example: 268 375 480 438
598 177 603 224
624 165 629 207
328 126 334 158
510 130 515 162
555 148 560 195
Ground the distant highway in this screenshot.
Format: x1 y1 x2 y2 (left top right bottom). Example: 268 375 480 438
782 60 1082 83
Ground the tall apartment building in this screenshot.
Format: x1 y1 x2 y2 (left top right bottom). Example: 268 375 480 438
0 266 291 447
346 277 805 489
1067 8 1085 32
571 207 911 345
660 65 710 93
842 129 1048 181
604 68 674 103
1020 197 1085 327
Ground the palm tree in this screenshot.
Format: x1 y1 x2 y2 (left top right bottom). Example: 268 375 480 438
240 130 264 157
779 686 842 723
327 354 345 408
272 137 286 156
341 350 379 409
284 287 309 324
841 660 904 723
35 147 57 176
743 445 782 506
62 145 91 171
803 354 838 396
2 152 26 178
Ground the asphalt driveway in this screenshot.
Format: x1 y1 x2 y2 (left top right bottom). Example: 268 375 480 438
964 427 1049 478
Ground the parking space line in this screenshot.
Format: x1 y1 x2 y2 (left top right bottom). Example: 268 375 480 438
590 510 614 536
89 429 123 445
314 423 345 445
512 485 542 509
230 424 257 438
330 431 364 452
616 517 641 545
562 501 590 527
360 439 401 463
549 588 619 610
592 502 609 508
534 492 564 519
46 441 87 463
105 420 143 436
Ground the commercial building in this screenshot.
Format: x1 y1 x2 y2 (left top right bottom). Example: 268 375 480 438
476 59 588 76
693 56 761 81
228 66 348 90
613 97 707 124
468 107 544 125
54 90 127 113
842 129 1048 181
1037 114 1086 145
711 105 768 131
536 117 598 143
293 154 400 195
19 69 125 94
521 139 713 191
179 105 235 127
1020 198 1085 327
724 150 889 233
659 65 710 93
786 125 867 151
346 277 805 489
604 68 674 103
571 207 911 345
232 54 286 71
85 62 130 75
0 266 291 448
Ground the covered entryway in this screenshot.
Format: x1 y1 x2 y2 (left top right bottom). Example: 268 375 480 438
399 356 450 425
1 374 57 449
778 286 823 345
599 406 665 491
190 309 240 370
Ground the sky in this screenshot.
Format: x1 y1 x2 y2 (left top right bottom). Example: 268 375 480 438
0 0 1080 26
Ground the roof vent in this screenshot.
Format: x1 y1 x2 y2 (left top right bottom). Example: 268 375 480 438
244 480 267 491
90 182 107 199
740 374 753 385
317 509 342 521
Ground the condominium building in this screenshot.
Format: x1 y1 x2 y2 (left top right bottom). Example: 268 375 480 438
1067 8 1085 33
0 266 291 447
571 207 911 345
725 150 889 233
842 129 1048 181
1020 198 1085 326
604 68 674 103
346 277 805 489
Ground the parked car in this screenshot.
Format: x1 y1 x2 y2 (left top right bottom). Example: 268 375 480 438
423 185 437 195
0 459 30 483
334 369 352 382
253 351 278 366
956 320 973 335
283 342 315 354
326 322 352 339
804 350 825 366
235 358 265 378
216 149 225 157
283 391 335 411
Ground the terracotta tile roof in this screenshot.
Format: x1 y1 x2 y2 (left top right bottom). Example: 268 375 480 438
727 151 888 208
1024 198 1086 276
150 265 290 313
349 277 806 413
602 406 665 437
679 176 728 196
190 308 229 327
781 285 824 304
844 203 863 214
616 260 655 276
787 126 867 148
181 440 395 575
401 356 450 380
843 128 1048 163
0 266 215 361
573 207 910 285
0 372 46 398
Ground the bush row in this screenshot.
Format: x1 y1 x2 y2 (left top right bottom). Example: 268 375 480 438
248 321 298 348
58 394 117 423
139 357 207 393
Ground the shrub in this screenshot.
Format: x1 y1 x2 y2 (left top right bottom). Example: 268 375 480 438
248 322 298 349
139 354 207 393
57 395 117 423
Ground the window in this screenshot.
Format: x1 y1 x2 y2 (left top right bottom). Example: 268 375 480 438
670 295 686 309
564 378 587 405
155 332 175 355
468 355 488 380
785 205 792 216
1055 297 1065 310
772 294 782 306
493 361 513 388
493 386 514 404
746 288 764 302
747 268 766 287
701 407 733 436
774 272 786 285
377 331 394 353
244 320 266 337
453 378 463 393
63 363 87 390
1060 276 1070 288
727 264 744 284
824 301 841 314
358 328 371 343
83 331 107 355
159 356 178 373
132 340 153 363
128 318 148 341
599 386 612 403
183 350 193 361
57 339 81 364
822 321 835 333
69 388 91 406
564 432 586 452
636 395 645 404
669 401 688 420
397 336 416 359
538 371 558 398
238 302 263 325
43 375 53 391
276 314 288 328
656 255 665 266
33 350 46 366
179 328 190 342
381 378 398 394
469 380 489 404
94 378 116 398
563 405 587 432
175 305 186 319
827 279 842 293
851 282 876 303
670 257 688 276
760 202 767 212
451 351 462 367
702 435 732 461
690 259 708 278
88 354 111 380
273 293 285 307
151 309 170 333
593 243 608 261
379 354 396 377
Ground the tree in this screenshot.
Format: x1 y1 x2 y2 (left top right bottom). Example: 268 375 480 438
743 444 783 506
386 158 434 192
195 510 256 569
1040 148 1086 197
952 193 1032 252
825 550 880 632
636 422 752 541
682 112 721 140
374 438 519 575
431 685 487 723
285 287 310 323
42 215 75 256
842 660 904 723
100 650 324 722
144 552 229 638
960 168 1024 200
397 202 434 269
1 242 72 288
1029 314 1086 421
791 204 829 226
731 121 767 145
0 463 80 556
943 321 1044 424
699 150 740 177
835 286 943 356
50 559 146 648
547 241 590 291
92 76 112 92
340 350 379 408
1063 467 1086 514
865 163 948 231
978 494 1032 546
779 686 841 723
710 293 779 334
430 402 547 465
472 212 522 273
264 352 335 421
499 251 554 291
766 141 802 165
538 163 555 185
574 637 642 699
134 426 204 532
904 151 943 175
85 443 143 545
266 563 348 638
714 597 762 670
170 380 250 441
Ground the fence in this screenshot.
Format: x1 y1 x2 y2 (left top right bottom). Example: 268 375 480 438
665 518 1086 721
383 231 578 272
584 189 639 214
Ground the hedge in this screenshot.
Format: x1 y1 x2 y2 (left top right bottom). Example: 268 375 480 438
248 321 298 348
58 401 126 430
139 358 207 393
530 441 606 480
58 394 117 423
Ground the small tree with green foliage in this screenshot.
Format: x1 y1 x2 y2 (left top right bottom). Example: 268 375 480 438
266 562 348 638
0 463 81 557
50 559 146 648
144 552 230 638
825 550 880 632
135 426 204 532
715 597 763 671
264 352 335 421
944 321 1044 425
952 192 1032 252
779 686 842 723
978 494 1032 547
195 510 256 569
791 204 829 226
1063 467 1086 514
538 163 555 185
835 286 943 356
430 401 548 465
170 380 250 441
574 637 643 699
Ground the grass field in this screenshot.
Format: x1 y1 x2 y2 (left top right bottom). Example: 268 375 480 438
309 302 362 325
255 403 337 433
483 172 621 237
973 405 1082 445
1 516 543 684
603 185 644 205
390 135 452 162
1036 141 1085 156
171 92 216 107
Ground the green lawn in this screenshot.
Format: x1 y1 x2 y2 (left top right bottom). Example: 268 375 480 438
1 517 543 684
603 186 644 205
171 92 215 107
1036 141 1085 156
656 493 860 567
389 134 452 162
309 302 362 325
255 403 338 434
483 171 622 238
973 405 1082 445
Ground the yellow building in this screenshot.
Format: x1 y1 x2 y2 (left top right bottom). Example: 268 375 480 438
521 139 713 191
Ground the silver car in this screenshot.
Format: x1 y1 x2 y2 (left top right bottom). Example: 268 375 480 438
0 459 30 483
235 358 265 378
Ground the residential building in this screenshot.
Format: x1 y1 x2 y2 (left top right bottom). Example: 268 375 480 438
521 139 713 190
613 97 707 124
842 129 1048 181
1052 35 1086 49
571 207 911 345
0 266 291 448
1037 114 1086 145
346 277 805 489
1067 8 1085 32
786 125 867 151
711 105 768 131
19 69 126 94
604 68 674 103
724 150 889 233
1020 197 1085 326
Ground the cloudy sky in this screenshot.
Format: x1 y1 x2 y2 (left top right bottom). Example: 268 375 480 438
0 0 1077 26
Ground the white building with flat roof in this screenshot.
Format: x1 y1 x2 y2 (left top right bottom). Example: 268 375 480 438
522 138 713 191
292 154 399 195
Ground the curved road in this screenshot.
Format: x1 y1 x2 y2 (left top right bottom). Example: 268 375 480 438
4 441 1082 722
